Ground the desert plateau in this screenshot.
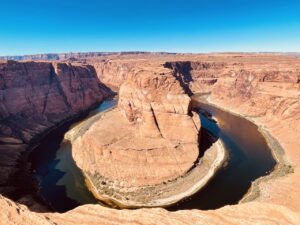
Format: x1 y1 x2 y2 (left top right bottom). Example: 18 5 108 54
1 0 300 224
0 52 299 224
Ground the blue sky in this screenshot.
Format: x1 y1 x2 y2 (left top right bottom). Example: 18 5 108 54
0 0 300 55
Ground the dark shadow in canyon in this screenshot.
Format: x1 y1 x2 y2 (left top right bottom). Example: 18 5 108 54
164 61 194 96
0 61 115 212
13 114 94 212
19 100 117 212
26 125 97 212
167 102 276 211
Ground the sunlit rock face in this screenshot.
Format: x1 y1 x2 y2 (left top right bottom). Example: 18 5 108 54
1 53 300 224
70 65 202 206
118 69 199 142
164 54 300 213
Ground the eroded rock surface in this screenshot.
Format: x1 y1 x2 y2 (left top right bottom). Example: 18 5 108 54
1 194 300 225
118 68 199 142
0 60 111 197
1 53 300 224
69 65 205 206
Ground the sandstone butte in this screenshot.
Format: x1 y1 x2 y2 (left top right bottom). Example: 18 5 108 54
0 53 300 224
67 64 225 208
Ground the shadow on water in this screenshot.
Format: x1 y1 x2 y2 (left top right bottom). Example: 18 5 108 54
27 100 116 212
167 102 276 210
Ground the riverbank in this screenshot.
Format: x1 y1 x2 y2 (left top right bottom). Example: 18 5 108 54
65 106 227 208
12 96 116 212
191 94 293 205
14 92 282 211
85 139 226 208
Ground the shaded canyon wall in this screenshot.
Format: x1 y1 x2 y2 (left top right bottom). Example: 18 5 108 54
0 60 112 195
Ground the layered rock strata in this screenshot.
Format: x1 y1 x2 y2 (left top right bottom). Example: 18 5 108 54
0 60 111 197
1 53 300 224
68 67 221 207
163 54 300 212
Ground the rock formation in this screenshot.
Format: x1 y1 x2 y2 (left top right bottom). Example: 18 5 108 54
0 60 112 197
68 65 211 207
162 54 300 213
0 53 300 224
118 68 199 142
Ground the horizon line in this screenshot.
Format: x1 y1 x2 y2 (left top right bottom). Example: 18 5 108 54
1 51 300 58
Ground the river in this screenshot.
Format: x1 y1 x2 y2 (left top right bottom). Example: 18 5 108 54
27 98 276 212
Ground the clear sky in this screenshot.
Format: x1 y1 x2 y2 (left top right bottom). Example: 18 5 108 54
1 0 300 55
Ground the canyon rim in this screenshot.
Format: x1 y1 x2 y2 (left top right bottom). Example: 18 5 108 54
1 0 300 224
0 53 299 225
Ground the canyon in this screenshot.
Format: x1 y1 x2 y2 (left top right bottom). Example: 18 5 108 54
0 60 112 206
0 53 300 224
67 63 225 208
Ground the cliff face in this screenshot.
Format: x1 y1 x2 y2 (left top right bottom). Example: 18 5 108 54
164 58 300 121
72 54 300 222
118 69 200 142
91 58 201 142
210 69 300 120
1 54 300 224
164 61 223 95
165 55 300 213
91 60 135 90
0 60 111 195
69 64 202 206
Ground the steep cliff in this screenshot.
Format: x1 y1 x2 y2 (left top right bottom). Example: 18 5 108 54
1 54 300 224
164 61 223 95
164 57 300 121
165 54 300 213
68 64 208 207
118 68 200 142
91 59 139 90
0 60 112 197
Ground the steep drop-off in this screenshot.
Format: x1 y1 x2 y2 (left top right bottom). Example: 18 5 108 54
0 60 112 199
164 55 300 212
67 64 225 207
1 53 300 224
